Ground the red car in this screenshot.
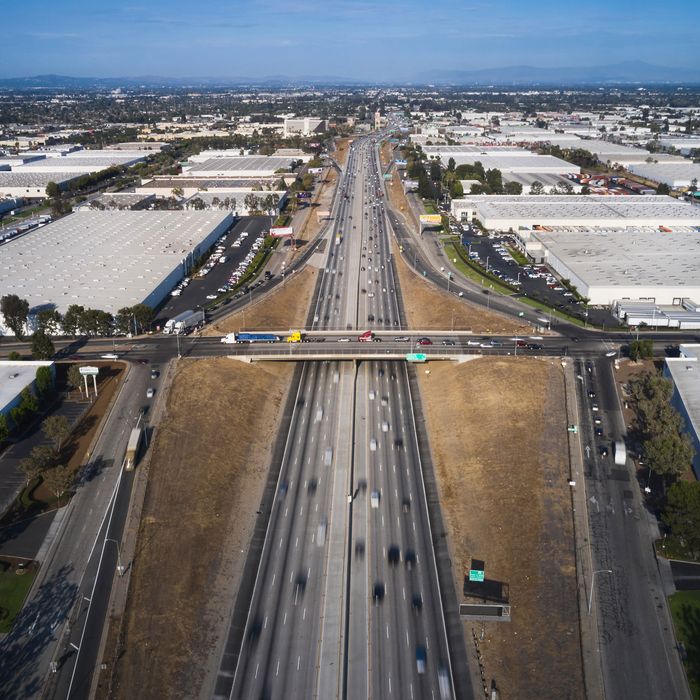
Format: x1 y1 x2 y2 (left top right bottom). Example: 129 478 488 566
417 338 432 346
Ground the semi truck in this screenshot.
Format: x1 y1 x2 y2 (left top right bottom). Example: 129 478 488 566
358 330 374 342
614 440 627 466
221 332 280 344
163 309 203 335
285 331 307 343
125 427 142 471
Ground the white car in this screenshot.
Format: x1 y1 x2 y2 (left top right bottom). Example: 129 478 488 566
381 422 389 432
146 387 155 398
370 438 377 451
370 490 380 508
467 340 480 346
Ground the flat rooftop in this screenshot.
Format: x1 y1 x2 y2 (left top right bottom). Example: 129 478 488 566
460 195 700 225
628 162 700 187
0 210 232 315
532 227 700 289
186 156 297 175
13 155 145 172
0 360 54 412
0 171 79 187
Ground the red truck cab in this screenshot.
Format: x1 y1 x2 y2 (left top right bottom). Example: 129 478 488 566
358 330 374 342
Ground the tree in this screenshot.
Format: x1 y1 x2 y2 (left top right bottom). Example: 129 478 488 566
43 464 73 506
0 414 9 445
62 304 85 336
8 351 21 361
131 304 153 334
189 196 206 211
35 365 54 397
1 294 30 339
45 181 60 199
663 481 700 558
19 387 39 415
449 180 464 199
447 157 456 172
504 181 523 195
67 364 84 396
530 181 544 195
18 445 55 485
42 415 72 452
643 432 694 480
36 309 62 336
32 330 55 360
656 183 671 195
485 168 503 194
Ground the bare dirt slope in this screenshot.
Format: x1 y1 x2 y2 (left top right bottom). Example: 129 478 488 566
418 358 584 699
203 266 318 335
110 358 294 700
393 240 531 334
334 137 350 166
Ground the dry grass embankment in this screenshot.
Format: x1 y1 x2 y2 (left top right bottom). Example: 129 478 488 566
418 358 584 699
110 358 294 700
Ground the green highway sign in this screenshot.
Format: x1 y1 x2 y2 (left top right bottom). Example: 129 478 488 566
469 569 485 582
405 353 427 363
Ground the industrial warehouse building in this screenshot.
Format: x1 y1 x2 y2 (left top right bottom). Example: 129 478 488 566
451 195 700 229
0 171 80 199
515 226 700 306
136 175 292 198
628 162 700 189
422 145 579 175
0 210 232 335
0 360 55 424
184 156 299 178
664 345 700 480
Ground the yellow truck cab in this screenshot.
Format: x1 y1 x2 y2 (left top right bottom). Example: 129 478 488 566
285 331 303 343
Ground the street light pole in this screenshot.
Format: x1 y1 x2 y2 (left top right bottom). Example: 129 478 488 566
588 569 613 614
105 537 125 576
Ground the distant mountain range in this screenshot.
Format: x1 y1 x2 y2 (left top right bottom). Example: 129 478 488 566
1 62 699 89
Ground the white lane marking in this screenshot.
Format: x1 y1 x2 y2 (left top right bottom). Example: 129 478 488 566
271 573 276 587
386 624 390 639
264 615 268 629
303 607 307 620
279 537 283 549
410 683 414 699
403 587 406 601
276 659 280 676
381 515 385 528
284 507 288 518
283 611 287 625
315 503 319 512
389 674 392 694
255 663 259 679
426 635 430 650
290 571 294 583
299 505 304 516
297 655 301 671
295 536 299 548
406 630 410 647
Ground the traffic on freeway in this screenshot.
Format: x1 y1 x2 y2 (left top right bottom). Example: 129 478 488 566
221 132 459 700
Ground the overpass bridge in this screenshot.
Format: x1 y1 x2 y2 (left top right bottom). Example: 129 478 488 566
225 346 483 363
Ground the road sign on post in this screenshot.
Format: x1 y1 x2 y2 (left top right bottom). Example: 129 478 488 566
79 366 99 376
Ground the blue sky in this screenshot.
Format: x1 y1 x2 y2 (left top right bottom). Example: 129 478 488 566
1 0 696 80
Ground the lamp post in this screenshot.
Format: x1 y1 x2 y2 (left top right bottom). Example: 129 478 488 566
588 569 613 614
486 256 490 273
105 538 125 577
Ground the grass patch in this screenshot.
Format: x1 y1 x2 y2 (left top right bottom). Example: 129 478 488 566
0 564 36 633
422 200 437 215
668 590 700 698
657 537 700 564
506 245 529 266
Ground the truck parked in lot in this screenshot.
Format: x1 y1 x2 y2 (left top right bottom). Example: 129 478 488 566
124 427 142 471
221 332 280 344
163 309 203 335
614 440 627 466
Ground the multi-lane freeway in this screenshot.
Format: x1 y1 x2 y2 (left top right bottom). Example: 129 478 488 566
214 134 460 700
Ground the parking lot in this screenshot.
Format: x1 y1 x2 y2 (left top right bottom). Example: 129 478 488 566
156 216 273 328
456 223 617 328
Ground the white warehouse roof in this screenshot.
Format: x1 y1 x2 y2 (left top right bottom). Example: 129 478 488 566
455 195 700 229
628 162 700 188
0 210 232 318
13 154 145 173
527 227 700 306
185 156 297 177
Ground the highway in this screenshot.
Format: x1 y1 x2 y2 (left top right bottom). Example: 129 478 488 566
219 133 459 700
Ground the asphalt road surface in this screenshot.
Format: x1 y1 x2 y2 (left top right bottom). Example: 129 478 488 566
219 133 459 700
